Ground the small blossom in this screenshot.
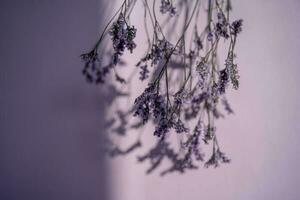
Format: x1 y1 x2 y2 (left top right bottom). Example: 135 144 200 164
196 61 209 88
133 85 175 138
217 68 229 94
125 26 137 53
173 90 190 108
225 54 240 90
150 94 174 138
230 19 243 36
154 117 172 138
150 39 174 65
194 119 204 136
207 32 214 41
160 0 176 16
214 12 229 39
174 118 189 133
133 84 156 124
109 14 137 65
209 83 220 102
194 35 203 51
151 94 167 121
139 64 150 81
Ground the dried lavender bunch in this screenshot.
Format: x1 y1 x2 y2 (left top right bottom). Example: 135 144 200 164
81 0 137 84
82 0 243 175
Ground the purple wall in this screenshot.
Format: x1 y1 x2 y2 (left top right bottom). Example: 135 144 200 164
1 1 300 200
0 1 111 200
106 1 300 200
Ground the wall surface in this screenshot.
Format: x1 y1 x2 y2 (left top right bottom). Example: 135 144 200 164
1 1 300 200
0 1 111 200
107 1 300 200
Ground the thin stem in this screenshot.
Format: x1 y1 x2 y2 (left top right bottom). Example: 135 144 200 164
154 0 200 84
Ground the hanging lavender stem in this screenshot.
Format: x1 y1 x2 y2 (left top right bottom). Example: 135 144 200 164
81 0 243 175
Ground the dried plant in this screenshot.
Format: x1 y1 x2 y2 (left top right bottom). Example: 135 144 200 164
81 0 243 175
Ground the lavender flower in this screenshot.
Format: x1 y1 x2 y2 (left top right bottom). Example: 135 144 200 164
139 64 150 81
133 84 174 138
217 68 229 94
133 84 156 124
150 94 173 138
173 90 190 108
160 0 176 16
151 94 167 121
196 61 209 88
174 118 189 133
154 117 172 138
125 26 137 53
207 32 214 42
230 19 243 36
215 12 229 39
225 53 240 90
194 34 203 51
109 14 137 65
150 39 174 65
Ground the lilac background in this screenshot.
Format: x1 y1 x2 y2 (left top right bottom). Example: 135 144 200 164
0 1 111 200
108 0 300 200
1 0 300 200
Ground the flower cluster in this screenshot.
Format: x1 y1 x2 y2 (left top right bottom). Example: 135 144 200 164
109 14 137 65
133 84 176 138
230 19 243 36
135 39 174 81
225 53 240 90
196 61 209 88
133 84 156 124
215 12 229 39
174 118 189 134
151 39 174 65
217 68 229 94
160 0 176 16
